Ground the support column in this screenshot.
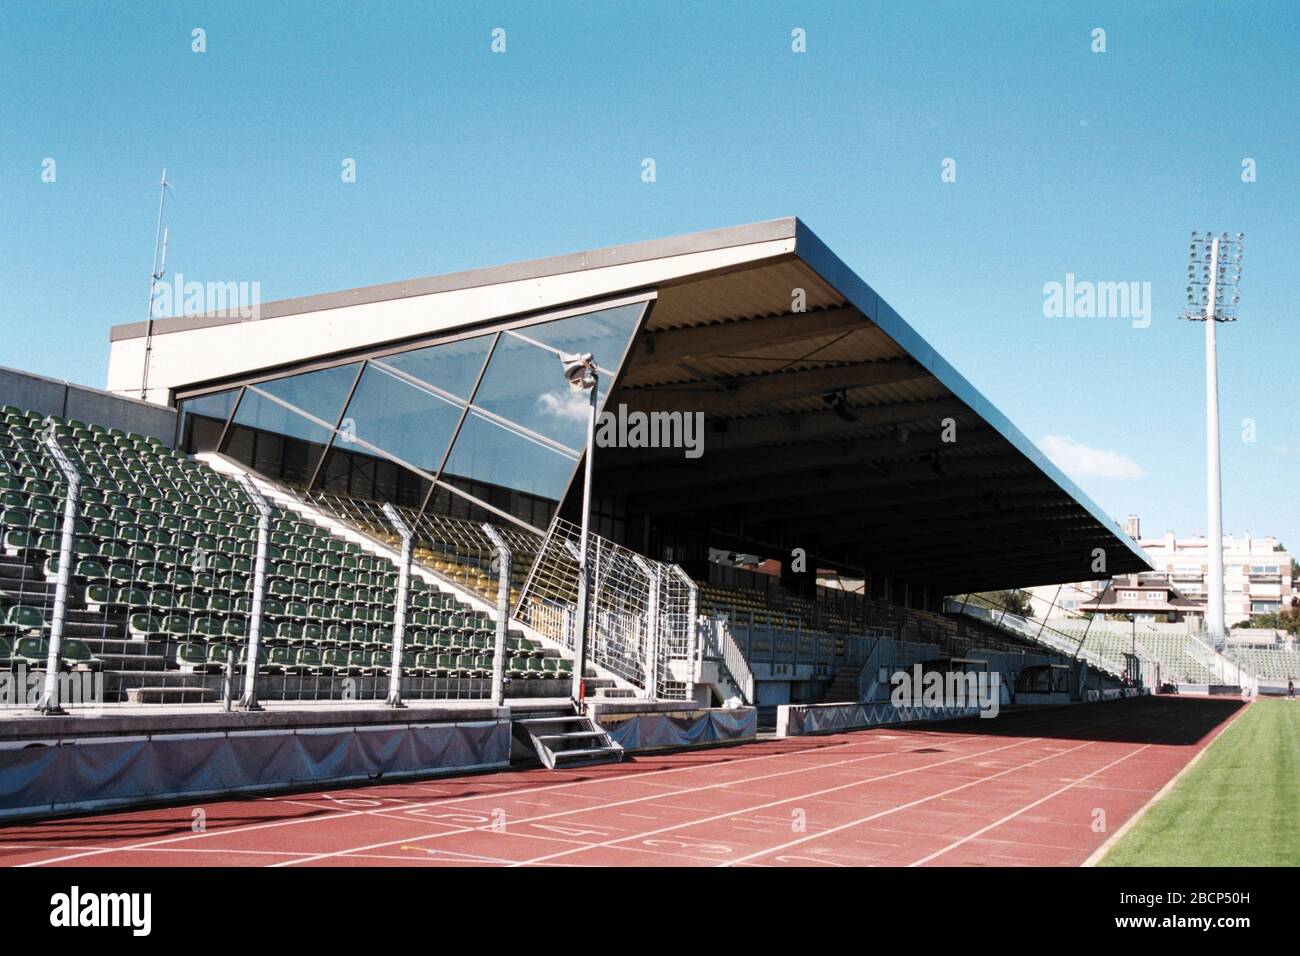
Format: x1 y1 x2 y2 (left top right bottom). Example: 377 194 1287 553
36 432 80 715
482 523 513 706
236 475 271 712
381 503 413 708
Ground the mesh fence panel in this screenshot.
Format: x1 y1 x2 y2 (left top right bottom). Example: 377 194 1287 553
514 516 696 699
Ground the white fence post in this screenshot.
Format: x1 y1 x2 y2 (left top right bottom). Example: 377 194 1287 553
36 431 79 715
632 556 659 698
236 475 270 712
381 503 413 708
674 566 698 704
482 523 512 705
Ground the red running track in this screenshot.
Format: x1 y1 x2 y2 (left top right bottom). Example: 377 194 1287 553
0 696 1244 868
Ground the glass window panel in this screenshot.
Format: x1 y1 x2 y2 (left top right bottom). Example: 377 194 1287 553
232 387 333 449
177 389 237 453
513 302 644 374
376 336 491 401
254 362 359 426
427 480 553 528
320 442 437 506
222 388 333 486
470 335 597 450
440 411 578 506
319 444 358 495
338 364 463 475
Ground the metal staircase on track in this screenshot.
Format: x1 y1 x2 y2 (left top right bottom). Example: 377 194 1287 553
515 712 624 770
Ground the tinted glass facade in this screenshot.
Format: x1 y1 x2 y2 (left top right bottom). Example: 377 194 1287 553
176 298 648 531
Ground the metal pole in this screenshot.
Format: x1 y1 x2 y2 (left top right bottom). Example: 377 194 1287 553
1204 236 1226 649
571 371 597 705
237 475 270 711
382 503 412 708
222 649 234 712
674 565 698 704
482 524 512 705
36 433 79 715
632 556 659 697
1036 585 1060 643
141 167 169 401
1131 614 1137 685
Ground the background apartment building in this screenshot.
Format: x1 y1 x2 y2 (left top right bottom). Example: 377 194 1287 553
1028 515 1293 627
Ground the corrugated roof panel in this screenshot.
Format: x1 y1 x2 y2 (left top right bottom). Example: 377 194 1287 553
647 259 844 331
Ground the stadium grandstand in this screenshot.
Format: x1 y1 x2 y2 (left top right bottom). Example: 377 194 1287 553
0 219 1252 846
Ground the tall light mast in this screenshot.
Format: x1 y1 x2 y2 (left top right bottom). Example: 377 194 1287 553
1180 230 1244 649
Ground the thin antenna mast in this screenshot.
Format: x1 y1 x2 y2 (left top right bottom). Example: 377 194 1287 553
140 167 171 400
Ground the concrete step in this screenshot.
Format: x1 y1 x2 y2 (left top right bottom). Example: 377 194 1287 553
126 686 218 704
94 653 171 671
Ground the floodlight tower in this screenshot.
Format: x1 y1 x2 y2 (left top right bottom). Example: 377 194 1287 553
1180 231 1244 649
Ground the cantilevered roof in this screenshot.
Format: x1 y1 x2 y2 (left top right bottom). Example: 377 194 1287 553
107 217 1151 593
590 220 1153 593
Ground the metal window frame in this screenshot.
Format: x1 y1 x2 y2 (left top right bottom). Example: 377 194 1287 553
306 361 368 489
178 291 656 534
171 291 655 403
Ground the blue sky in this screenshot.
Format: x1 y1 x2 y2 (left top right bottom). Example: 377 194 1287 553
2 1 1298 552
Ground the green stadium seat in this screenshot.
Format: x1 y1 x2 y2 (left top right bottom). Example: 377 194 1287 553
3 605 45 635
370 650 392 675
318 648 348 675
10 636 49 667
283 646 318 675
174 643 208 672
265 645 293 674
61 639 103 672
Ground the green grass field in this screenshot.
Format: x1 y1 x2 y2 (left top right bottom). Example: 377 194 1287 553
1101 698 1299 866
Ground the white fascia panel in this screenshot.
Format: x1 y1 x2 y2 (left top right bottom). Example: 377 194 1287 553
106 237 795 404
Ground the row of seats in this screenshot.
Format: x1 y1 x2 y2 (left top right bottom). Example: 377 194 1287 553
0 634 102 671
1039 620 1213 683
1228 643 1300 680
0 405 579 696
175 643 571 679
325 509 527 606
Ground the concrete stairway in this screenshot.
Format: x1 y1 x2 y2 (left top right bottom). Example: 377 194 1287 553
821 662 864 702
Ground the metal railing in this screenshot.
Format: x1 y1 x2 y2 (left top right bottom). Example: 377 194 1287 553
513 516 697 699
945 585 1233 687
294 486 543 610
698 614 754 704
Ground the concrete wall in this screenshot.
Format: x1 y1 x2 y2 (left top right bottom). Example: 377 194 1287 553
0 365 176 444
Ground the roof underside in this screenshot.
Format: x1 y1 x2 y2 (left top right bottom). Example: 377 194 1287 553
593 233 1150 594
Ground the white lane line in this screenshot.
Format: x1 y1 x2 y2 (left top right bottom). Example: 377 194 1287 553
508 736 1045 867
1081 699 1253 866
18 701 1122 868
2 843 313 858
723 703 1198 869
716 735 1109 867
276 705 1141 869
907 742 1155 865
271 736 987 867
18 735 884 867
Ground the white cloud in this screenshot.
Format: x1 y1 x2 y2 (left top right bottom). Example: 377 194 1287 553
536 388 590 423
1040 434 1145 480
